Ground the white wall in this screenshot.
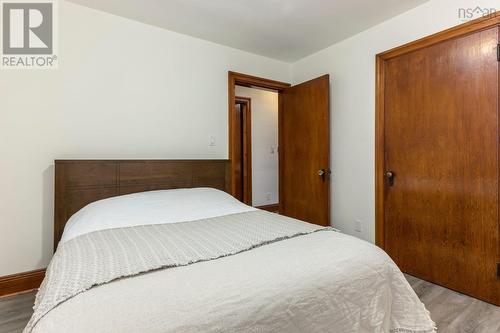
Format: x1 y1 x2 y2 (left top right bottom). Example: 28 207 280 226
3 0 498 276
0 1 290 276
235 86 279 207
291 0 500 242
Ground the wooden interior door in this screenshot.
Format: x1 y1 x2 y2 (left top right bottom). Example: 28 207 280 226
281 75 330 226
383 27 499 305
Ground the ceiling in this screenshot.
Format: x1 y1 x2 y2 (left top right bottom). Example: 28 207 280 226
68 0 428 62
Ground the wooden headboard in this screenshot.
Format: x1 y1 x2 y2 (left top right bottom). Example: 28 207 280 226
54 159 231 250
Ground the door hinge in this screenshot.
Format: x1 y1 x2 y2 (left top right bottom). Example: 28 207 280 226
497 44 500 62
497 262 500 278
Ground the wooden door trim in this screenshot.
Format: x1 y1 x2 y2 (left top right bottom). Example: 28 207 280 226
235 96 253 205
278 92 284 214
228 72 291 209
375 12 500 249
256 204 279 212
375 54 386 247
378 12 500 60
498 26 500 274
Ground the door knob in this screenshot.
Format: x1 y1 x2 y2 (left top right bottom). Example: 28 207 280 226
318 169 331 181
385 171 395 186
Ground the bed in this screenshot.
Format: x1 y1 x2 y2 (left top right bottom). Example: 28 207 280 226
25 160 435 333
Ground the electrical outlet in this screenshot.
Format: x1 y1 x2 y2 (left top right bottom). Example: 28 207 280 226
208 136 216 147
266 193 271 202
354 220 362 233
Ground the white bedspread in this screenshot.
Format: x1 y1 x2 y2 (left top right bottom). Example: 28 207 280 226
34 188 435 332
33 232 435 333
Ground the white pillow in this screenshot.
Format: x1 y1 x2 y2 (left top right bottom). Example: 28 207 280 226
61 188 256 243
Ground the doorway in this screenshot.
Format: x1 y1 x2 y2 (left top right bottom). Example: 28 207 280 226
228 71 331 226
234 87 280 210
228 72 289 213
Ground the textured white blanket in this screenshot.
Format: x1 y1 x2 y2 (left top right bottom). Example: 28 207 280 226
28 211 436 333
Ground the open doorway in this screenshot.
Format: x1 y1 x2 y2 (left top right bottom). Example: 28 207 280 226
228 71 331 225
234 87 279 211
228 72 289 213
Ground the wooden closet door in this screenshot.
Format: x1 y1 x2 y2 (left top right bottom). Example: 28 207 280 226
383 27 499 305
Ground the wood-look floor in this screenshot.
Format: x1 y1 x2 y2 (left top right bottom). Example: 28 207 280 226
0 292 34 333
404 274 500 332
0 275 499 332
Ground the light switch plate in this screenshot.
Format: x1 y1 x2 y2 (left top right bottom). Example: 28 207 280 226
354 220 362 233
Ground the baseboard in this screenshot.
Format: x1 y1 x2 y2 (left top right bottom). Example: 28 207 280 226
256 203 279 212
0 269 45 297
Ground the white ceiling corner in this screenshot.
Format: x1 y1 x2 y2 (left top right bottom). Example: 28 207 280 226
67 0 429 62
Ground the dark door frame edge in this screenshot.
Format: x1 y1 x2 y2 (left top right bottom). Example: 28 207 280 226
235 96 252 205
